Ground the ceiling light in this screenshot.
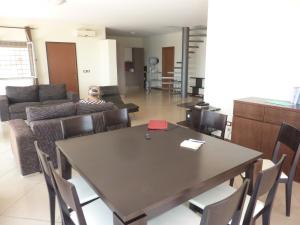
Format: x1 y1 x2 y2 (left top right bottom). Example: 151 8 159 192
49 0 66 5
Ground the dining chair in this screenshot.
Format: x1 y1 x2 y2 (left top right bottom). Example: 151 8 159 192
50 158 249 225
234 123 300 216
61 115 94 139
262 123 300 216
34 141 98 225
103 108 131 131
192 109 228 139
189 155 286 225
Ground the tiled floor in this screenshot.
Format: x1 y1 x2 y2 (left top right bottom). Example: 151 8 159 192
0 90 299 225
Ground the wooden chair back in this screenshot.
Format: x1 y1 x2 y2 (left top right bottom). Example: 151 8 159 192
200 180 249 225
242 155 286 225
272 123 300 180
192 109 228 139
103 108 131 131
61 115 94 139
35 141 53 190
50 162 87 225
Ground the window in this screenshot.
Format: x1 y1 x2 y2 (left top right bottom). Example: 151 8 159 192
0 41 36 94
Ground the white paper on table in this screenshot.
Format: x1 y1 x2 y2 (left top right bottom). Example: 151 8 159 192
180 140 204 150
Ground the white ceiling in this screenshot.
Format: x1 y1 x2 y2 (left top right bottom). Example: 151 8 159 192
0 0 207 36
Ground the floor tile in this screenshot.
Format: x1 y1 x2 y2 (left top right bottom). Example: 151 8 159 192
0 216 60 225
0 90 299 225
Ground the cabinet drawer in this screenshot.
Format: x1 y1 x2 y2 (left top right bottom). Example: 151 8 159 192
233 101 264 121
264 107 300 127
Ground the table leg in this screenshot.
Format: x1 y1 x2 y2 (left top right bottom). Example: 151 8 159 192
245 158 263 194
113 213 147 225
56 147 72 180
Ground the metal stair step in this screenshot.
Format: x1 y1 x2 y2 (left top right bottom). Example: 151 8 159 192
190 26 207 31
189 34 207 37
189 40 204 43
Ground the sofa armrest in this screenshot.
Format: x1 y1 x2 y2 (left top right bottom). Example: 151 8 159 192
67 91 79 102
0 95 9 121
9 119 40 175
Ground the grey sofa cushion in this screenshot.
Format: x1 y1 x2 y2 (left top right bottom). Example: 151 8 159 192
26 102 76 122
9 102 41 113
42 99 72 105
39 84 67 101
6 85 39 103
76 102 117 115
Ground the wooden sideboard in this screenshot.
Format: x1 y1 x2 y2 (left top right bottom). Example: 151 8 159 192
231 97 300 181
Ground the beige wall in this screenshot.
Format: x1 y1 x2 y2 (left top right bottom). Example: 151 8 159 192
144 31 206 93
0 22 119 98
108 36 144 94
31 23 107 98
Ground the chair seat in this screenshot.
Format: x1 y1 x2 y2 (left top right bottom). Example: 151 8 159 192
241 159 288 180
71 199 113 225
69 176 98 204
189 183 264 225
149 205 201 225
71 199 199 225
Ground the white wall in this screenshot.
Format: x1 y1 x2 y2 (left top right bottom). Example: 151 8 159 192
99 39 118 86
205 0 300 117
144 31 207 93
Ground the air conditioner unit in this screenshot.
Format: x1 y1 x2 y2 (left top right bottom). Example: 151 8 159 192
76 30 97 37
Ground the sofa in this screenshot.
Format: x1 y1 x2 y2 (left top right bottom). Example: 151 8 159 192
0 84 79 121
9 101 117 176
100 86 139 113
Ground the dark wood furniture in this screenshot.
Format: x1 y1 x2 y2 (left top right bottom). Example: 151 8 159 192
60 115 94 139
51 161 249 225
102 108 131 131
189 77 204 97
269 123 300 216
35 141 98 225
178 109 227 140
231 97 300 182
100 86 139 113
201 180 249 225
192 110 227 139
189 155 285 225
56 123 262 225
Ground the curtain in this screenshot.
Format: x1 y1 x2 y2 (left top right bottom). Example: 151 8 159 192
25 26 38 84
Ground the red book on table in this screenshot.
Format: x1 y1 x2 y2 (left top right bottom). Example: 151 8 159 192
148 120 168 130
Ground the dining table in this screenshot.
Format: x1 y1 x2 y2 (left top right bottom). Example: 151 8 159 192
56 122 262 225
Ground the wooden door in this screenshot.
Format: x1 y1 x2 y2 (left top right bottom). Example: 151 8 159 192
46 42 79 93
162 47 174 90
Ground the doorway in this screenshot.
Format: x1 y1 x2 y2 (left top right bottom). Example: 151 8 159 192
46 42 79 93
162 47 174 90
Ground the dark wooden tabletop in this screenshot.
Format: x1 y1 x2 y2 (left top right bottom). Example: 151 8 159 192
56 123 262 223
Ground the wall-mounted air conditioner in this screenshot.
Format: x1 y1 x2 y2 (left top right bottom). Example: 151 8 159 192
76 30 97 37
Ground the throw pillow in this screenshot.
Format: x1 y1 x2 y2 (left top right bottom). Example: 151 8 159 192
6 85 39 103
26 102 76 122
39 84 67 101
